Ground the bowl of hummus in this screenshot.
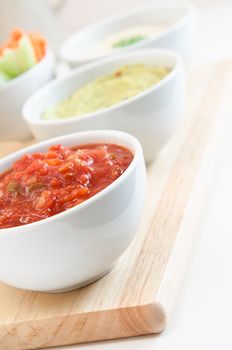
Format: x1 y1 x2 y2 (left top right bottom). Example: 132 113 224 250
23 49 186 163
60 3 195 68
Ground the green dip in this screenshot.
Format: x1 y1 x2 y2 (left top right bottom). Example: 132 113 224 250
43 64 170 120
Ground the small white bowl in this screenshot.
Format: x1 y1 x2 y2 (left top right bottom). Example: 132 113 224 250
0 49 55 142
0 130 146 293
60 3 195 68
23 49 186 163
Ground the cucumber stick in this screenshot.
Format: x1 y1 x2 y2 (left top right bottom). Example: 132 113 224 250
0 36 37 79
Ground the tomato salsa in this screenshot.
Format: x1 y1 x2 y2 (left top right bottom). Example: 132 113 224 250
0 143 133 229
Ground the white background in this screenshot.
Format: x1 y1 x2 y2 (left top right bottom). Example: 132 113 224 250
2 1 232 349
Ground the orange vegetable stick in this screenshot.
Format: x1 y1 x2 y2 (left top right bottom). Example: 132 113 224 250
28 32 46 61
0 29 46 61
0 29 24 55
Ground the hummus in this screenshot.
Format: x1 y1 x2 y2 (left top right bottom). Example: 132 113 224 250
43 64 170 120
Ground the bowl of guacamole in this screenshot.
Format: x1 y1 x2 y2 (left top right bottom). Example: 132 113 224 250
42 64 170 120
23 49 185 163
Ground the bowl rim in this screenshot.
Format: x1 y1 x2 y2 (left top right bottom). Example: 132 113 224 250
0 48 53 92
60 2 194 64
0 130 143 235
23 48 183 126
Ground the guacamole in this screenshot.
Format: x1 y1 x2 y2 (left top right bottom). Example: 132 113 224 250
43 64 170 120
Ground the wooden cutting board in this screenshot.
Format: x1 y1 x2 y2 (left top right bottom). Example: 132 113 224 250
1 61 232 350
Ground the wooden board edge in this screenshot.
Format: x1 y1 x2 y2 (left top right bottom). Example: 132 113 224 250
154 60 232 322
0 303 166 349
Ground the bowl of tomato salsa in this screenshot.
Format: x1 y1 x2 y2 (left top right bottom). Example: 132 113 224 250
0 130 146 292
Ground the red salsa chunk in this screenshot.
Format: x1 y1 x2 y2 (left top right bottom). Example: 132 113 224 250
0 143 133 229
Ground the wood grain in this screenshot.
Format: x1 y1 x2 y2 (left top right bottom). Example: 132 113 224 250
0 61 232 349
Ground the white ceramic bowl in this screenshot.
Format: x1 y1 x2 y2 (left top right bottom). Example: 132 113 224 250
23 49 186 163
0 49 55 142
60 3 195 67
0 130 146 293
